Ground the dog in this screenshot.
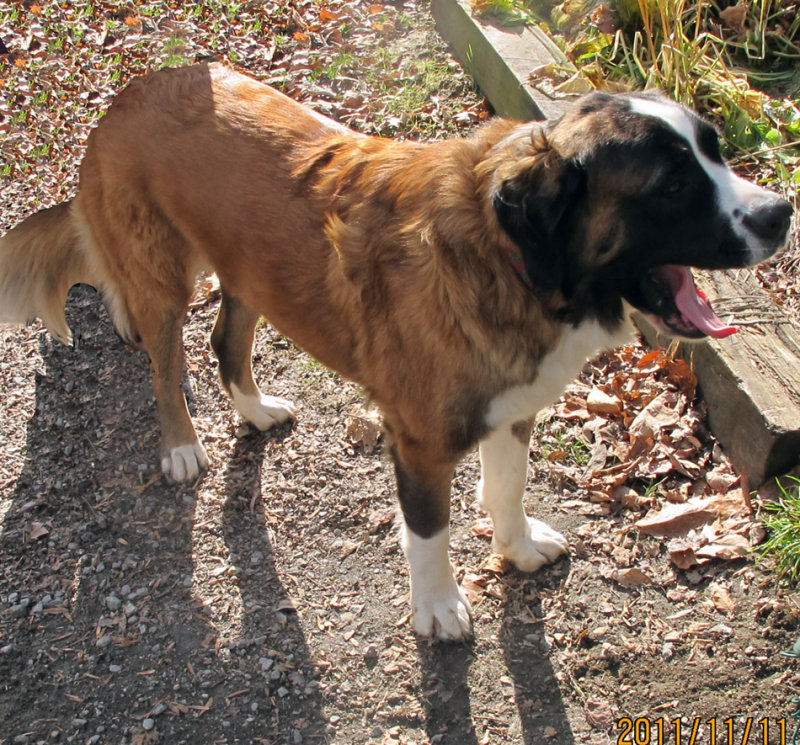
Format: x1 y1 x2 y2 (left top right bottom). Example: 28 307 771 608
0 63 792 640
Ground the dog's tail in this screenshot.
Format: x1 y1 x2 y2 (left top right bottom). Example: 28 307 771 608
0 200 99 345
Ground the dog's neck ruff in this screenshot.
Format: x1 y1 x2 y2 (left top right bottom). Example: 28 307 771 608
504 244 534 290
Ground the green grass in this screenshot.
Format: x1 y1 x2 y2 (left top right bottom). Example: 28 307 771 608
759 477 800 581
536 423 592 466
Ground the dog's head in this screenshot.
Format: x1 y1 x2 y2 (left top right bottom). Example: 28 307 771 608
491 91 793 338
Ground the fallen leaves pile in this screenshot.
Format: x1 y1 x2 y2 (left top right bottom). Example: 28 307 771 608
533 346 757 577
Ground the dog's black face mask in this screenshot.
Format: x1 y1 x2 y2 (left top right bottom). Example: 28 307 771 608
493 93 792 339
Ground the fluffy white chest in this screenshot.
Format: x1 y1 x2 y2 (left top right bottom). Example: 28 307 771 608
485 317 635 429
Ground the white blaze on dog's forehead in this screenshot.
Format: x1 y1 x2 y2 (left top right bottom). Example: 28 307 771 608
628 96 765 213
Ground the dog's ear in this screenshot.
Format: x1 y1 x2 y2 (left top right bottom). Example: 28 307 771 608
493 148 584 293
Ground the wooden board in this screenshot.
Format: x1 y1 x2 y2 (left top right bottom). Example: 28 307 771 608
636 269 800 489
431 0 571 122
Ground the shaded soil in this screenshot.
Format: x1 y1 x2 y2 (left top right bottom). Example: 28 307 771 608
3 285 800 745
2 3 800 744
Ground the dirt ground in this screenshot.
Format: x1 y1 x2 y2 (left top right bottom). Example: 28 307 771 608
2 3 800 745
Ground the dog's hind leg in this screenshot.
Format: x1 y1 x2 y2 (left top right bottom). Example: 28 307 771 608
477 420 568 571
210 289 296 431
391 437 472 641
132 296 209 482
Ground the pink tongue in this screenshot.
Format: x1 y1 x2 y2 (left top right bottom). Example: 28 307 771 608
660 266 739 339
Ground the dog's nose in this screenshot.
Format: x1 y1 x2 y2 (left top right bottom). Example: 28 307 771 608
742 197 793 244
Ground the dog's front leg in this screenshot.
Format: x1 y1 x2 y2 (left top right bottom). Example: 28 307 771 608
477 421 568 571
391 443 472 641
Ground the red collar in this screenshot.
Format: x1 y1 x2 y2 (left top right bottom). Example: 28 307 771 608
504 244 534 290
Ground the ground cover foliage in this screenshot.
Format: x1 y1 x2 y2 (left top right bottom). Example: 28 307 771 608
1 2 800 744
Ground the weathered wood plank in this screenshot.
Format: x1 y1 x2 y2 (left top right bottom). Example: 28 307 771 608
637 269 800 488
431 0 571 122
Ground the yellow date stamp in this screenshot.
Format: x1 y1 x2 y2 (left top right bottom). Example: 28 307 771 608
616 717 792 745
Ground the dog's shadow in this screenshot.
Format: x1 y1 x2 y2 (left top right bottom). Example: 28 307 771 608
0 285 329 742
415 563 576 744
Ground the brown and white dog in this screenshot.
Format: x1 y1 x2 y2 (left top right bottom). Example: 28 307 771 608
0 64 792 639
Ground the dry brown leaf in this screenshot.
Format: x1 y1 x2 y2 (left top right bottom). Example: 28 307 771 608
707 489 750 519
561 499 610 515
470 517 494 538
696 534 750 561
189 273 221 308
582 442 609 479
590 5 618 35
706 466 740 494
664 357 698 398
585 695 617 730
480 554 512 574
636 498 715 536
707 583 735 615
586 387 622 416
720 4 748 30
367 507 396 533
552 396 591 421
614 567 653 587
667 538 707 569
28 521 49 541
629 392 682 440
344 404 382 454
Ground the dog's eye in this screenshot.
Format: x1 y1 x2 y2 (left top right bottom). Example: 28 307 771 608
664 178 687 195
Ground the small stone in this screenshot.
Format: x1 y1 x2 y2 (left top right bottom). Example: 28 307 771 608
95 635 112 649
105 595 122 612
277 686 289 697
9 604 28 618
259 657 274 671
152 703 166 716
109 664 122 673
142 718 155 731
123 601 137 617
72 719 87 729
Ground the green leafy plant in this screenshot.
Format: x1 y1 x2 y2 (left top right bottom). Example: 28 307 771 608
759 476 800 581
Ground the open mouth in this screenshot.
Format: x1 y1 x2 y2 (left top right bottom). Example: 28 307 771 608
636 265 738 340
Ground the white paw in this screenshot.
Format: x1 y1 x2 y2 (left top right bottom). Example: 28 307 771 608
494 517 569 572
230 383 296 431
161 441 209 482
411 580 473 641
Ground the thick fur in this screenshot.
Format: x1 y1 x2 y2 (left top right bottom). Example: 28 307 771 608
0 202 98 345
1 64 791 640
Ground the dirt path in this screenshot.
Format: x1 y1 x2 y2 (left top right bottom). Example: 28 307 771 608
2 3 800 744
